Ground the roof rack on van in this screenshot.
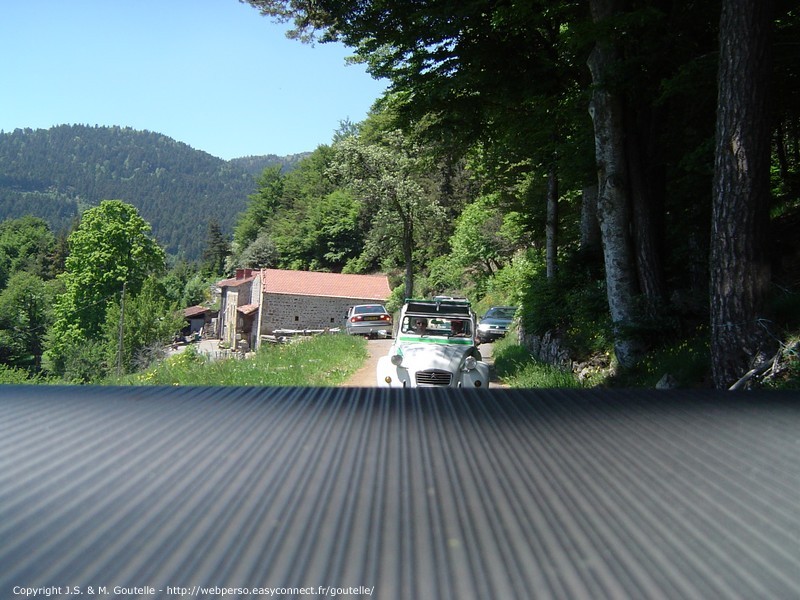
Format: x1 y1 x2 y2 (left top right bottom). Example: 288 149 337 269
405 297 471 305
404 298 472 316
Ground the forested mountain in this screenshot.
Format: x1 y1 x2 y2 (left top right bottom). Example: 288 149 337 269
229 153 310 176
0 125 304 259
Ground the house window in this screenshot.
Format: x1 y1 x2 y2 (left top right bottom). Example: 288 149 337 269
295 316 299 321
330 318 335 323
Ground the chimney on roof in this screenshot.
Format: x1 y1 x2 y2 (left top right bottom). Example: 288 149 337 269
235 268 254 280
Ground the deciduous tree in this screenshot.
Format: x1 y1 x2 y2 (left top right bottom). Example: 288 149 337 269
329 132 441 297
449 194 514 279
104 277 184 375
44 200 165 377
587 0 644 367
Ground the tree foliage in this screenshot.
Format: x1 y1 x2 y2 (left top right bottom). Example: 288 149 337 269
449 194 515 278
240 231 279 269
44 200 165 377
0 272 54 370
233 165 285 252
0 215 55 289
285 189 362 270
202 219 231 278
329 131 443 296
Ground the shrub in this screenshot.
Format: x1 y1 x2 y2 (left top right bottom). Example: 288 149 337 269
61 340 108 383
520 268 611 358
0 364 40 384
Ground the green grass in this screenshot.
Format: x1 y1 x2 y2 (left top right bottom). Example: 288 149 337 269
492 336 582 388
111 333 369 386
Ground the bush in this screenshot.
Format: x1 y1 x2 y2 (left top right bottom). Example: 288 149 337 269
62 340 108 383
385 284 407 314
520 268 612 358
0 364 40 384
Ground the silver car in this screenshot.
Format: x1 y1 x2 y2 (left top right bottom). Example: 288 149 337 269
477 306 517 343
345 304 393 337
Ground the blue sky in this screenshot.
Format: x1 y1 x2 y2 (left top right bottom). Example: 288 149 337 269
0 0 387 160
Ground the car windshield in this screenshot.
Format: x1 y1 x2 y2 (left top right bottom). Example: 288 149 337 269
485 307 516 319
401 316 472 336
354 305 386 314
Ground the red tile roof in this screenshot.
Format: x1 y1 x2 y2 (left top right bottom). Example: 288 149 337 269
184 305 211 318
261 269 391 301
237 304 259 315
218 273 258 288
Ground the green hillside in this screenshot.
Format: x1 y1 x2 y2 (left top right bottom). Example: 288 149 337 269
0 125 305 259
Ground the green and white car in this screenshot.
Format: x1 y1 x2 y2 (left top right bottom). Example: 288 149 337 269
376 298 489 388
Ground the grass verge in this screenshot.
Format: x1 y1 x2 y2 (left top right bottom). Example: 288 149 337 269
111 333 369 386
491 336 582 388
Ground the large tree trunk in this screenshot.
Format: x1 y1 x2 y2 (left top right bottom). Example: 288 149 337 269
710 0 774 388
626 107 667 313
588 0 643 368
403 220 414 299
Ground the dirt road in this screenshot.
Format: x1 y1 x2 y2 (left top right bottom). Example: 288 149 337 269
341 338 393 387
341 338 505 388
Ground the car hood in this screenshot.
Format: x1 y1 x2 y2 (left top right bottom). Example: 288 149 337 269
395 341 475 372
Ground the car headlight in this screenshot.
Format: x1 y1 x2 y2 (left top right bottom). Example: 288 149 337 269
477 323 490 332
464 356 477 371
390 354 403 367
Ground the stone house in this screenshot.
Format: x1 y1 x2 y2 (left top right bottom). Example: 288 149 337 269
217 268 392 350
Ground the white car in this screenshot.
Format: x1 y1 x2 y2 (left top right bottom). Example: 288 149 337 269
377 298 490 388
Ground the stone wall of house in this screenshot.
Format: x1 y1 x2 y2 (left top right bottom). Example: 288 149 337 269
245 277 261 306
220 288 239 347
261 293 386 332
